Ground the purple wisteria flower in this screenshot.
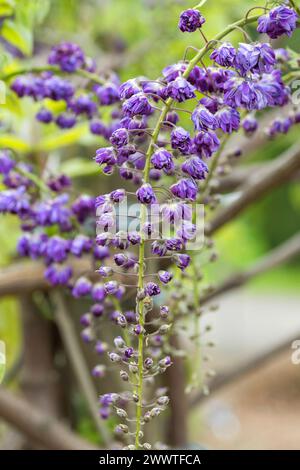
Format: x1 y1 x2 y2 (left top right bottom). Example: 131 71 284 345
48 42 85 72
210 42 236 67
173 254 190 271
36 108 53 123
162 63 187 82
119 79 140 99
56 113 77 129
171 127 192 154
193 130 220 158
216 107 240 133
0 151 15 174
257 6 298 39
95 147 117 166
72 277 92 298
70 94 97 117
123 92 153 117
45 265 72 286
192 105 218 131
178 9 205 32
110 128 129 148
224 77 264 110
166 77 195 102
151 149 174 172
136 183 157 204
234 43 276 76
158 271 173 284
145 282 161 296
94 83 120 105
181 156 208 180
242 116 258 135
170 178 198 201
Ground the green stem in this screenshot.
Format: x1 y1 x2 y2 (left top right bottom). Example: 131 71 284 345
1 65 105 85
134 13 261 449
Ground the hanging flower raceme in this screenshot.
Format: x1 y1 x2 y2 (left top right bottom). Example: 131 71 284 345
2 1 300 451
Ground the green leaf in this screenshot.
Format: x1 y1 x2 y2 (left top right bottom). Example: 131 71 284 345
61 158 101 178
0 0 15 17
0 20 33 55
36 124 88 152
0 134 30 152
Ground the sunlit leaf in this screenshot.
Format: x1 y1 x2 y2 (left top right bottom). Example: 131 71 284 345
0 20 33 55
36 124 88 152
0 134 30 152
61 157 101 178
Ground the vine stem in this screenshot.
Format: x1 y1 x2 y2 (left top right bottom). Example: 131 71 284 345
134 13 261 449
0 65 105 85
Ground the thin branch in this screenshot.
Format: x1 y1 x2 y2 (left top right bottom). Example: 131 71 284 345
202 232 300 305
189 331 298 408
0 386 98 450
51 291 110 446
207 144 300 235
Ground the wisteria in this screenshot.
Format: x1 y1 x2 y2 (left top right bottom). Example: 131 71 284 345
1 1 300 451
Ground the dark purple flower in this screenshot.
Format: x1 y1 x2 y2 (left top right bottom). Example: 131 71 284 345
145 282 161 297
158 270 173 284
224 77 265 110
151 149 174 172
70 235 93 257
0 151 15 174
235 43 276 76
242 116 258 135
56 113 77 129
178 9 205 32
257 6 298 39
151 240 167 257
136 183 157 204
166 77 195 102
192 105 218 131
47 174 71 192
257 70 289 107
193 130 220 158
48 42 85 72
44 76 74 101
177 220 196 241
72 277 92 298
128 231 141 245
199 96 219 114
91 303 104 317
267 117 293 137
93 245 110 260
45 236 70 263
161 202 192 224
171 127 192 154
44 264 72 286
110 128 129 148
72 195 95 222
216 107 240 133
104 280 119 295
170 178 198 201
162 63 187 82
110 188 126 203
123 93 153 117
166 238 184 251
181 156 208 180
90 120 106 136
173 253 190 270
119 79 140 99
95 147 116 166
69 94 97 118
92 283 106 302
210 42 236 66
36 107 53 123
94 83 120 105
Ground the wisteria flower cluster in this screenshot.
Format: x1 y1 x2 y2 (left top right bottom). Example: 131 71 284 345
1 1 300 450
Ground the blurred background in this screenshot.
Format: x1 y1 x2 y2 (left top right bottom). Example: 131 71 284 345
0 0 300 450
